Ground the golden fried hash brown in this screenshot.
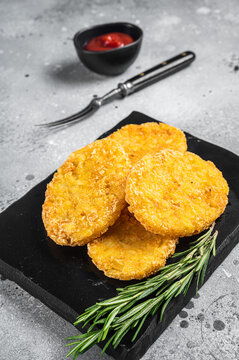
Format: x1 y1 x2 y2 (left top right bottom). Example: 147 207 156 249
108 122 187 165
87 209 178 280
42 138 130 246
126 150 229 238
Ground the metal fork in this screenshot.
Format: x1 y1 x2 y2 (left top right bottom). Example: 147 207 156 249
39 51 195 128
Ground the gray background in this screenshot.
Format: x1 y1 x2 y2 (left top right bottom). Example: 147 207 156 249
0 0 238 359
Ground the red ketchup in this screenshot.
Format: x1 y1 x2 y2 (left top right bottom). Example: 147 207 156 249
84 32 134 52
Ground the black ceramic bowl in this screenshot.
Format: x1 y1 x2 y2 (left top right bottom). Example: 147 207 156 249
73 22 143 76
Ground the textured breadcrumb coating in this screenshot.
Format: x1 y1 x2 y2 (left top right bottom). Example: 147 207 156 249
42 138 131 246
108 122 187 165
87 209 178 280
126 150 229 238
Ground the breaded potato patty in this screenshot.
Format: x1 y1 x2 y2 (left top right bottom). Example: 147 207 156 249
42 138 130 246
87 209 178 280
126 150 229 238
108 122 187 165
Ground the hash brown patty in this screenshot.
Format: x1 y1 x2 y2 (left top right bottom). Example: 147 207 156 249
126 150 229 238
108 122 187 165
87 209 178 280
42 138 130 246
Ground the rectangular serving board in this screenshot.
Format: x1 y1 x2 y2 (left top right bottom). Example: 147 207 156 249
0 111 239 360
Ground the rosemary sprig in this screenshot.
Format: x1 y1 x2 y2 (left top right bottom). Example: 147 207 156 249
66 225 217 359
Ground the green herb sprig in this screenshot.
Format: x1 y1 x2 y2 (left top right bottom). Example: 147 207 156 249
66 225 217 359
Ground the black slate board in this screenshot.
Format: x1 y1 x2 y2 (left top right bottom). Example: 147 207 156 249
0 111 239 360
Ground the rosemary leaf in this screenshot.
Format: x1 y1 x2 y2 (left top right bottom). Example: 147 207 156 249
66 225 217 358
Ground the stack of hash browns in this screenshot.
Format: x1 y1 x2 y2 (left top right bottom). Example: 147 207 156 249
42 122 229 280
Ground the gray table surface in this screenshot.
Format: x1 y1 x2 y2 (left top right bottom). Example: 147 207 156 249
0 0 239 359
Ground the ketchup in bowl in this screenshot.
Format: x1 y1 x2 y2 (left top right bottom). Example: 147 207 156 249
84 32 134 52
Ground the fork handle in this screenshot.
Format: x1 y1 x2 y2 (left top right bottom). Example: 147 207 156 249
119 51 196 96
